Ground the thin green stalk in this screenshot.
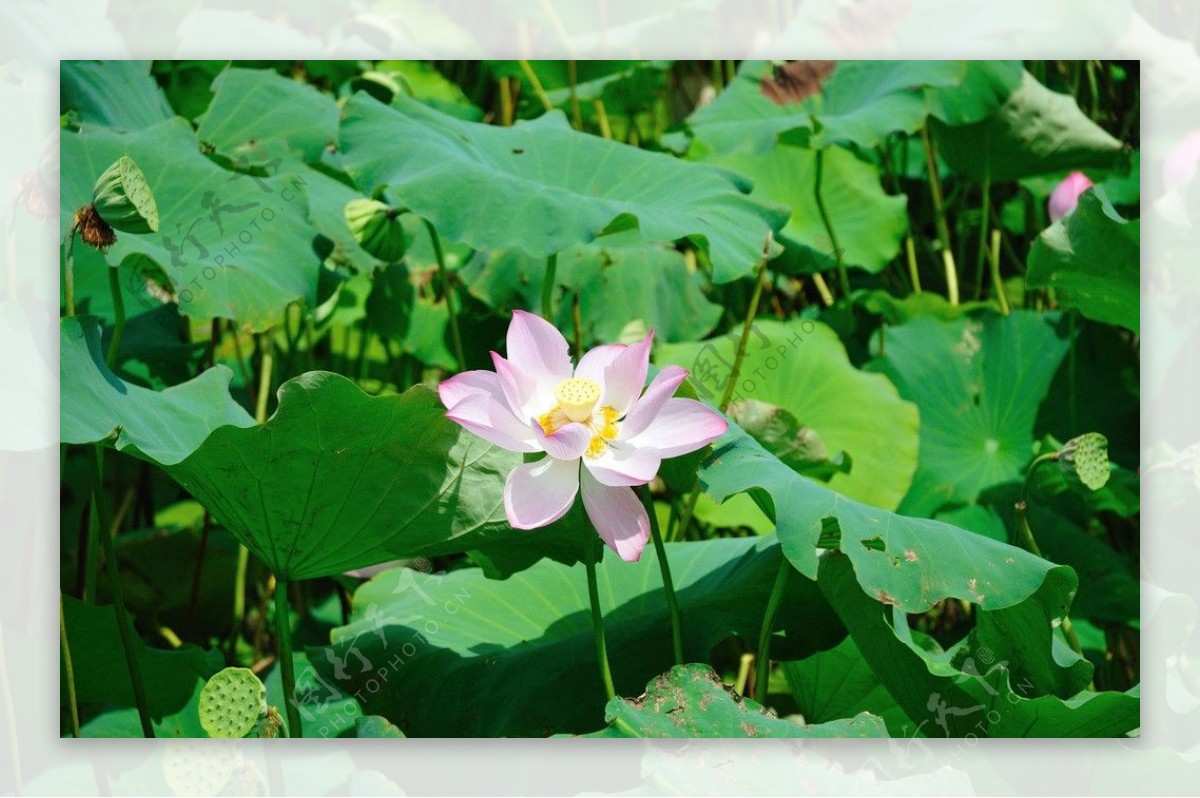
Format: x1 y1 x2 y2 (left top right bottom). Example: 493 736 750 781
813 148 850 299
988 229 1010 315
1068 310 1079 433
1014 451 1082 656
105 266 126 369
228 544 249 657
184 512 211 637
60 596 81 738
255 335 274 423
810 272 834 307
593 100 612 139
640 486 682 665
921 124 958 305
517 60 554 112
424 220 466 371
567 60 582 130
972 168 991 301
720 234 773 412
583 531 617 701
91 447 154 738
274 579 304 737
733 652 754 697
63 221 79 316
498 76 514 126
676 235 774 541
83 493 100 603
541 252 558 321
754 558 791 704
905 236 922 293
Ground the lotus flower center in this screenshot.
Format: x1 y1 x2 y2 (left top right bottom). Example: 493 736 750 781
554 377 601 423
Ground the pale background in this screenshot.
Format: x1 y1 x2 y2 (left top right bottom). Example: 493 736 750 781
0 0 1194 794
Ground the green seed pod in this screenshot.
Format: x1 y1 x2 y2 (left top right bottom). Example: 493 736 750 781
198 667 267 738
1059 432 1110 491
91 155 159 235
344 198 407 262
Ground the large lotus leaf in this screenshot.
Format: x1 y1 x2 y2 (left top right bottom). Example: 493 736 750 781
870 310 1069 508
659 320 919 510
60 316 253 465
932 71 1126 182
698 423 1054 613
338 93 787 283
162 375 519 581
62 596 222 737
819 553 1139 737
682 60 1018 155
782 635 911 735
61 118 320 331
703 144 908 275
460 233 723 345
312 535 844 737
196 67 340 167
580 664 887 738
61 60 173 130
1026 189 1140 334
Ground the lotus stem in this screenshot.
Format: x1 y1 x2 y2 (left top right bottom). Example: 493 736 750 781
274 579 304 737
640 485 683 666
91 447 154 737
424 220 466 372
754 558 791 704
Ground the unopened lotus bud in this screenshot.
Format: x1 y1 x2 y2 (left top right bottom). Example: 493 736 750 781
1047 171 1092 222
344 198 408 262
91 155 159 235
1058 432 1110 490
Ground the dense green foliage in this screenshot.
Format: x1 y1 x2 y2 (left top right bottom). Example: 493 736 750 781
59 59 1139 739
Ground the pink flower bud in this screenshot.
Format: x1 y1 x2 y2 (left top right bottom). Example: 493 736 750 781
1048 171 1093 222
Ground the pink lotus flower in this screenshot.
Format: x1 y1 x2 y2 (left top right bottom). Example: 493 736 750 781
1048 171 1093 222
437 310 727 562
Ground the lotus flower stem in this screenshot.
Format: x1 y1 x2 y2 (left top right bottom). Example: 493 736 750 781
541 252 558 320
517 60 554 112
754 557 791 704
593 100 612 139
640 485 683 665
973 166 992 301
1015 452 1083 655
813 148 850 299
583 531 617 701
63 221 79 317
567 60 582 130
675 235 774 543
274 578 304 737
424 220 466 371
90 447 155 737
988 229 1010 315
920 123 959 305
498 77 514 127
105 265 126 369
905 236 922 293
255 334 274 424
60 595 81 737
